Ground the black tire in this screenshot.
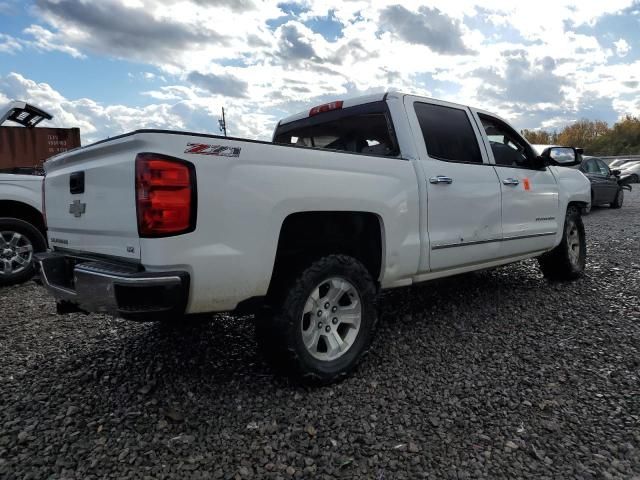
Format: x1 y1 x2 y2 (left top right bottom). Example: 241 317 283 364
0 217 47 287
256 254 378 385
538 207 586 281
610 188 623 209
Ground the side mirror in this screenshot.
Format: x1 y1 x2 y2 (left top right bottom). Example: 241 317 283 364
540 146 581 167
611 169 621 176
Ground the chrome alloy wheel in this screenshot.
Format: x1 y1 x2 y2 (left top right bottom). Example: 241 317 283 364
0 231 34 277
566 220 580 266
301 277 362 362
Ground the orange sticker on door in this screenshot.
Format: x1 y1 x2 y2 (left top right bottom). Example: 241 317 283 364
523 178 531 191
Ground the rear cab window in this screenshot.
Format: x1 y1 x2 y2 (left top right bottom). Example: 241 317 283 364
273 101 400 157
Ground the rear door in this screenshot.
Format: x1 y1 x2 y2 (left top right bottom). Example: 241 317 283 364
44 137 141 260
404 96 503 272
473 111 559 256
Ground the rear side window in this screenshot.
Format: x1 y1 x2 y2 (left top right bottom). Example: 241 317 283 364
273 103 398 157
414 102 482 164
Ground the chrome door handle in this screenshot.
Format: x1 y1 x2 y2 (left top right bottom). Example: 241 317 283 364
429 175 453 185
503 178 519 186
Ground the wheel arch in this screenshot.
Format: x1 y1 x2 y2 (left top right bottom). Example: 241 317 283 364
0 200 46 237
568 200 589 214
268 211 385 295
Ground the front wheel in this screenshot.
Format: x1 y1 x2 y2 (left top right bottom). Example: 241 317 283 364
0 218 47 287
538 207 586 281
256 254 378 384
610 188 624 209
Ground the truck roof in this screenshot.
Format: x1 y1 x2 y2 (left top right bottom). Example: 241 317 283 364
277 90 486 128
278 92 392 126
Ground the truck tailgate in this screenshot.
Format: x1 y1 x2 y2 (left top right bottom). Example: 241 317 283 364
44 137 142 260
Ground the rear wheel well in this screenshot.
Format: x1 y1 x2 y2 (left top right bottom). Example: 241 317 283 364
269 211 383 295
0 201 45 236
568 200 588 214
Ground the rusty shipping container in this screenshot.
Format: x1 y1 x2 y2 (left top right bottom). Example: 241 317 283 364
0 126 81 171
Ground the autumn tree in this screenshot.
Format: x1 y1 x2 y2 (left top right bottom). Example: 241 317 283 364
522 129 556 145
586 116 640 155
521 116 640 155
556 119 609 149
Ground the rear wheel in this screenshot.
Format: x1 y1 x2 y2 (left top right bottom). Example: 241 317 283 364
538 207 586 281
256 254 378 384
0 218 47 286
610 188 624 209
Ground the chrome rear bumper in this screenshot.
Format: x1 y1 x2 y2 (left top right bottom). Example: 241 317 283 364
35 251 189 319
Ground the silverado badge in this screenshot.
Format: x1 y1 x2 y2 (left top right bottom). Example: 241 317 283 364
69 199 86 217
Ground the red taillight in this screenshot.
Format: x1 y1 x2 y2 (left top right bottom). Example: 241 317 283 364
309 100 343 117
135 154 196 237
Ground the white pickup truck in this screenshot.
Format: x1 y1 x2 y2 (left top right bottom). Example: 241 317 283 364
37 91 591 383
0 102 52 286
0 173 46 286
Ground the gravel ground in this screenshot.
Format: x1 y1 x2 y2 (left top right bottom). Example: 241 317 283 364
1 191 639 480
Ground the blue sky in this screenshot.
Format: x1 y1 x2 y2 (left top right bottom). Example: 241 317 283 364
0 0 638 143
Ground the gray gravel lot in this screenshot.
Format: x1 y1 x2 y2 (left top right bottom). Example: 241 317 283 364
1 191 639 480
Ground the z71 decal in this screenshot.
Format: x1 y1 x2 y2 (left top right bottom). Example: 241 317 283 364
184 143 241 157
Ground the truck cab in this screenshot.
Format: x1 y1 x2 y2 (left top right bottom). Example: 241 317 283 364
274 92 589 276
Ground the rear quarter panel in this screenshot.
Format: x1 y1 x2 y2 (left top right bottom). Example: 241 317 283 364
135 132 421 313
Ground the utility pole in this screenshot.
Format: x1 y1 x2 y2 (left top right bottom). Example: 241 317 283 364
218 107 227 137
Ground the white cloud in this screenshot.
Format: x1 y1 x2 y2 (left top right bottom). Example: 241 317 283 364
0 72 189 142
1 0 638 139
0 33 23 54
614 38 631 57
22 24 84 58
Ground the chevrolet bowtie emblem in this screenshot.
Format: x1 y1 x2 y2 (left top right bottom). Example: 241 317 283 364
69 199 86 217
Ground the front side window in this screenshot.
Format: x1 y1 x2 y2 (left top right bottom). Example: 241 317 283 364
479 114 537 169
414 102 483 164
583 159 601 174
595 159 610 175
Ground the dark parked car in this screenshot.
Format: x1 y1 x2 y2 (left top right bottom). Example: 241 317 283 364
579 156 629 209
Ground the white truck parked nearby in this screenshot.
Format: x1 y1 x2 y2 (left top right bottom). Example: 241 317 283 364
37 91 591 383
0 102 51 286
0 173 45 286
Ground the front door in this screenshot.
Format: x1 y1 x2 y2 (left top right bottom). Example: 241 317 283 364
593 158 620 204
580 158 610 205
405 97 503 272
473 111 559 257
